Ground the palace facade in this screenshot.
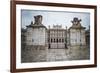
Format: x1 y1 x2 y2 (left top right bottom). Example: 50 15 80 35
22 15 89 49
48 25 67 49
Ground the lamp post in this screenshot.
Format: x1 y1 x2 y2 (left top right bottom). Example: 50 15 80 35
80 28 81 49
48 25 50 49
65 26 67 49
57 25 58 49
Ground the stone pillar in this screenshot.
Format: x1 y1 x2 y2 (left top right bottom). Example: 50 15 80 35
69 17 86 47
22 15 48 62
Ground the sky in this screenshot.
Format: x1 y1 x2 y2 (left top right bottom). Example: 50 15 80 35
21 9 90 29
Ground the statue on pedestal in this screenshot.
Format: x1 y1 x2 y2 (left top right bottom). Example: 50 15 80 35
34 15 43 25
71 17 81 25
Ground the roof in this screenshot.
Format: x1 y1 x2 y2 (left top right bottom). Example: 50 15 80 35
69 24 86 29
26 23 47 29
48 29 66 31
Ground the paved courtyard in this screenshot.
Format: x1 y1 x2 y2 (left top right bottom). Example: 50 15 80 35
21 46 90 63
47 49 69 61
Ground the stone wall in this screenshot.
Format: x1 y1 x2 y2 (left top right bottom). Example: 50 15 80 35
26 27 46 46
69 29 86 46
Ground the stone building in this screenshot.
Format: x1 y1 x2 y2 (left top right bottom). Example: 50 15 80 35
68 18 86 48
21 15 89 62
85 26 90 48
22 15 48 62
21 28 26 50
24 16 86 49
25 15 47 47
48 25 67 49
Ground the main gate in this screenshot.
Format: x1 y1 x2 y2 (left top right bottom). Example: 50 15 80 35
49 39 65 49
48 27 67 49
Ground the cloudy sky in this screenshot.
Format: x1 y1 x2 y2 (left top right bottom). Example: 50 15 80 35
21 9 90 29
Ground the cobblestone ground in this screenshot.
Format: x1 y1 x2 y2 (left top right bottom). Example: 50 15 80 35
68 46 90 60
47 47 90 62
21 46 90 63
47 49 69 61
21 46 47 63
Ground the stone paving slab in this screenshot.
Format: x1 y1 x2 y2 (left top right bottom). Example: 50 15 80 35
21 46 90 63
47 49 68 61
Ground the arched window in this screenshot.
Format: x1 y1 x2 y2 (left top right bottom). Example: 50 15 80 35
57 39 58 43
32 39 34 42
62 39 64 42
51 38 52 43
59 39 61 42
54 38 55 43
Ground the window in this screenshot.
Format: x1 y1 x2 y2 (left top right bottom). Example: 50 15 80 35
59 39 61 42
54 38 55 43
57 39 58 43
51 38 52 42
32 39 34 42
62 39 64 42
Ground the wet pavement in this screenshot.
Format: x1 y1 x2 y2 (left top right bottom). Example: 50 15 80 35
21 46 90 63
